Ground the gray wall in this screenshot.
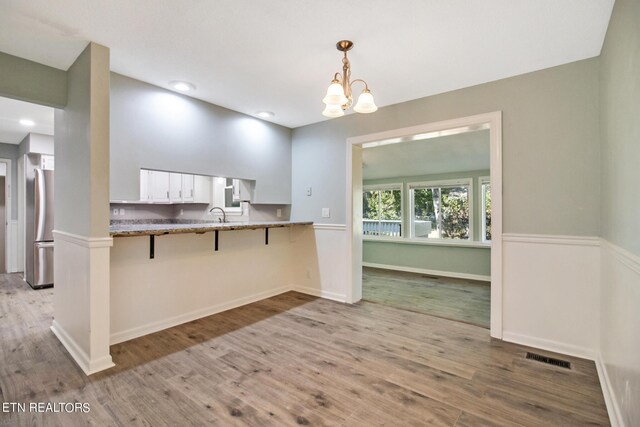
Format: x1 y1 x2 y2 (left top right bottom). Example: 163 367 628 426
600 0 640 257
110 73 292 204
0 142 18 219
0 51 67 108
291 58 601 237
54 43 111 237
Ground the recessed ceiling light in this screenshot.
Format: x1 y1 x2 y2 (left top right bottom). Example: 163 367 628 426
19 119 35 126
255 111 274 119
169 81 196 92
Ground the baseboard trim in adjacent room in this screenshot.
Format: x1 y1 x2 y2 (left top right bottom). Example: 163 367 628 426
595 355 624 427
110 286 292 345
502 331 595 361
51 320 115 375
293 285 347 303
362 261 491 282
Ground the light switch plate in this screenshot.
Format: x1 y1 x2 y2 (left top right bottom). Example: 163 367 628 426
119 208 125 215
322 208 330 218
276 208 282 217
306 187 312 196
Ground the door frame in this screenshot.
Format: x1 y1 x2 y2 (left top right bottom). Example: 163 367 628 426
0 158 12 273
345 111 503 338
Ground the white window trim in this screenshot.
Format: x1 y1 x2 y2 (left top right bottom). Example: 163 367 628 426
363 184 403 238
408 178 473 242
479 176 491 242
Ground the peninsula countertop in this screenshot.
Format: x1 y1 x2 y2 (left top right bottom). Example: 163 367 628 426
109 220 313 237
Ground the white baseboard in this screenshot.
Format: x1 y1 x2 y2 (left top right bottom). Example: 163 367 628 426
51 320 115 375
595 355 624 427
362 261 491 282
110 285 292 345
502 331 594 361
293 285 347 303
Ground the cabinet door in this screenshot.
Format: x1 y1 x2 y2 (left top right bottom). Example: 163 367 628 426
150 170 170 202
169 172 182 202
193 175 211 204
140 170 150 201
181 174 195 202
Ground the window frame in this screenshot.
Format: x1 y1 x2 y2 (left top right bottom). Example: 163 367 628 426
480 176 491 242
408 178 474 242
362 183 404 238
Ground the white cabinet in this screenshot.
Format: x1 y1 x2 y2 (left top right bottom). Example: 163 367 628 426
193 175 211 204
169 173 182 202
140 169 170 202
140 169 210 204
182 174 195 202
232 179 253 202
150 171 170 202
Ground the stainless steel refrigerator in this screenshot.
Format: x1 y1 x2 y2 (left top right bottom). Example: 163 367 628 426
26 162 54 289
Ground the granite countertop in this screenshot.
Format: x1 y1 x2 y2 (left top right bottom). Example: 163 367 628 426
109 220 313 237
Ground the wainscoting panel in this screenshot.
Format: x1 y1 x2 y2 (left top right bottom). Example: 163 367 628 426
291 224 348 302
502 234 600 360
597 240 640 427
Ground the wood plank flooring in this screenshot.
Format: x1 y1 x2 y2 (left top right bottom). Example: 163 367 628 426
0 273 609 426
363 267 491 328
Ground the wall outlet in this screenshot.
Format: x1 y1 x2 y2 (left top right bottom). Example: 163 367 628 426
112 208 118 216
119 208 125 216
322 208 330 218
276 208 282 218
306 187 312 196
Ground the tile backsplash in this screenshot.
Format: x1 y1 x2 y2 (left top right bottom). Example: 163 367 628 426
110 202 290 223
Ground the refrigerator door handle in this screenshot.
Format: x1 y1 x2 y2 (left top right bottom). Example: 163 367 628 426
34 241 55 249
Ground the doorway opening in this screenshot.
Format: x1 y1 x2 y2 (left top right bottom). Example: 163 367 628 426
346 112 503 338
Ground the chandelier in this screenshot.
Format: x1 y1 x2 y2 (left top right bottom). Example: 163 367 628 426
322 40 378 118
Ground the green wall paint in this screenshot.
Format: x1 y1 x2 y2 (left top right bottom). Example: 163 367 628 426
364 242 490 277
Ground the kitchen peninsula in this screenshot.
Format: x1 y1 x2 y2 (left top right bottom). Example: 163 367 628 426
109 218 314 345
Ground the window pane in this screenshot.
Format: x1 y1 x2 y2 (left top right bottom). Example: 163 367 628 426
483 183 491 241
412 188 436 238
363 190 379 235
378 189 402 236
440 186 469 239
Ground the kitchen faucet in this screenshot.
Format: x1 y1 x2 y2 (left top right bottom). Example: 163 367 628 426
209 206 227 223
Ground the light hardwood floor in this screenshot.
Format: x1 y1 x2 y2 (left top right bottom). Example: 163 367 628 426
0 273 609 426
363 267 491 328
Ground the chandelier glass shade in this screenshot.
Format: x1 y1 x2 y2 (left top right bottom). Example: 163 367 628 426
322 40 377 118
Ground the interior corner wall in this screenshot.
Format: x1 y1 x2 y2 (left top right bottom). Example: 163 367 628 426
598 0 640 424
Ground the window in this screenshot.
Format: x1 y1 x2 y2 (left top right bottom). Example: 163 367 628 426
363 185 402 237
481 177 491 242
409 179 471 240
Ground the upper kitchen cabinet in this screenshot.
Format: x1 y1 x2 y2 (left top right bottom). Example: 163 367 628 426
139 169 211 204
139 169 170 202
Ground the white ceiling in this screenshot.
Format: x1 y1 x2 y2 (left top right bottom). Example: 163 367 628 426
0 1 614 128
363 129 489 180
0 96 54 144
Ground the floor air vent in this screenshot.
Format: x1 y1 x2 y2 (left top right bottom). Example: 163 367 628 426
525 352 571 369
